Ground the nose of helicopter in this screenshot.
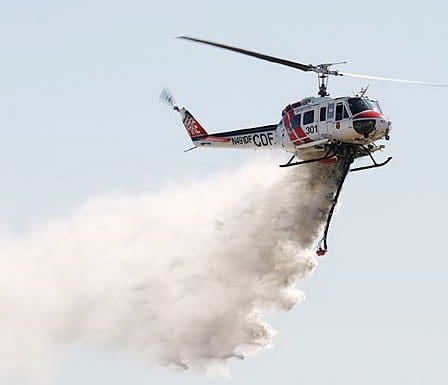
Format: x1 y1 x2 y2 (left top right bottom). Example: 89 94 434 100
353 110 391 139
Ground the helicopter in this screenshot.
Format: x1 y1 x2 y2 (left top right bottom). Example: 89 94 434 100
161 36 448 256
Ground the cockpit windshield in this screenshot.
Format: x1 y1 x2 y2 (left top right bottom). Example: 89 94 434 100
348 97 383 115
367 99 382 113
348 98 373 115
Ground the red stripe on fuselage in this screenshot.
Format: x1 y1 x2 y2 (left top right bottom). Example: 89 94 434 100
294 127 308 140
205 136 230 142
282 108 312 145
288 127 312 145
353 110 383 119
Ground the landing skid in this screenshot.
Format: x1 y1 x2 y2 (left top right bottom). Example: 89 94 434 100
279 143 391 172
350 145 392 172
279 146 337 168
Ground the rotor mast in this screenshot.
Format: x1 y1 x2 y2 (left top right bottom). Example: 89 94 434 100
318 73 329 97
316 62 347 97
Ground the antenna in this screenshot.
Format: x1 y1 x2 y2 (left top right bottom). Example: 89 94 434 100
358 84 370 97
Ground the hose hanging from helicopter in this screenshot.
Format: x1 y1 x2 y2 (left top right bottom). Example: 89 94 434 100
316 155 352 256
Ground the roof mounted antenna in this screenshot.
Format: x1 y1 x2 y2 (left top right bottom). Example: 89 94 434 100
357 84 370 97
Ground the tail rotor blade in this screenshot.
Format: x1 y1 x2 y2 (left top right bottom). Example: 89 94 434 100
160 87 178 109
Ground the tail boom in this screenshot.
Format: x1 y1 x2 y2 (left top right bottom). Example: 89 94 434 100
192 124 278 149
161 89 278 150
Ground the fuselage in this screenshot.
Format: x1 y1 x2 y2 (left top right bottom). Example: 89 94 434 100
186 95 392 162
281 96 390 144
278 95 392 159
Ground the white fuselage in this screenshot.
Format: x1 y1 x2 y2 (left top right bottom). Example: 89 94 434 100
192 95 392 161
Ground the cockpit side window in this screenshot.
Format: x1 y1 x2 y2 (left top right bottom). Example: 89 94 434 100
368 99 382 113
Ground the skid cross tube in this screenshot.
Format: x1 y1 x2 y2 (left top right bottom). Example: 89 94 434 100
350 145 392 172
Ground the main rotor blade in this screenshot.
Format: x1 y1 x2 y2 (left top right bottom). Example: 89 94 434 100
177 36 314 72
340 72 448 87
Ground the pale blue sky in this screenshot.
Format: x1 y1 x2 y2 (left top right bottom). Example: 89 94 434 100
1 0 448 384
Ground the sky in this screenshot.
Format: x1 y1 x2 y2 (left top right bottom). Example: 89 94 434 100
1 0 448 384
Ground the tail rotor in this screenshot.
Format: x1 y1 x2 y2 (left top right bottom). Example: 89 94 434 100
160 87 179 111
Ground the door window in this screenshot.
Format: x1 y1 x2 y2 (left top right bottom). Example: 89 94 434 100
335 103 343 121
320 107 327 121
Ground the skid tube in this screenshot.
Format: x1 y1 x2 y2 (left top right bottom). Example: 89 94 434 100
279 145 337 168
350 145 392 172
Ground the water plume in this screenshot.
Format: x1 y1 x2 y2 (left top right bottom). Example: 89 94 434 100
0 159 344 382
